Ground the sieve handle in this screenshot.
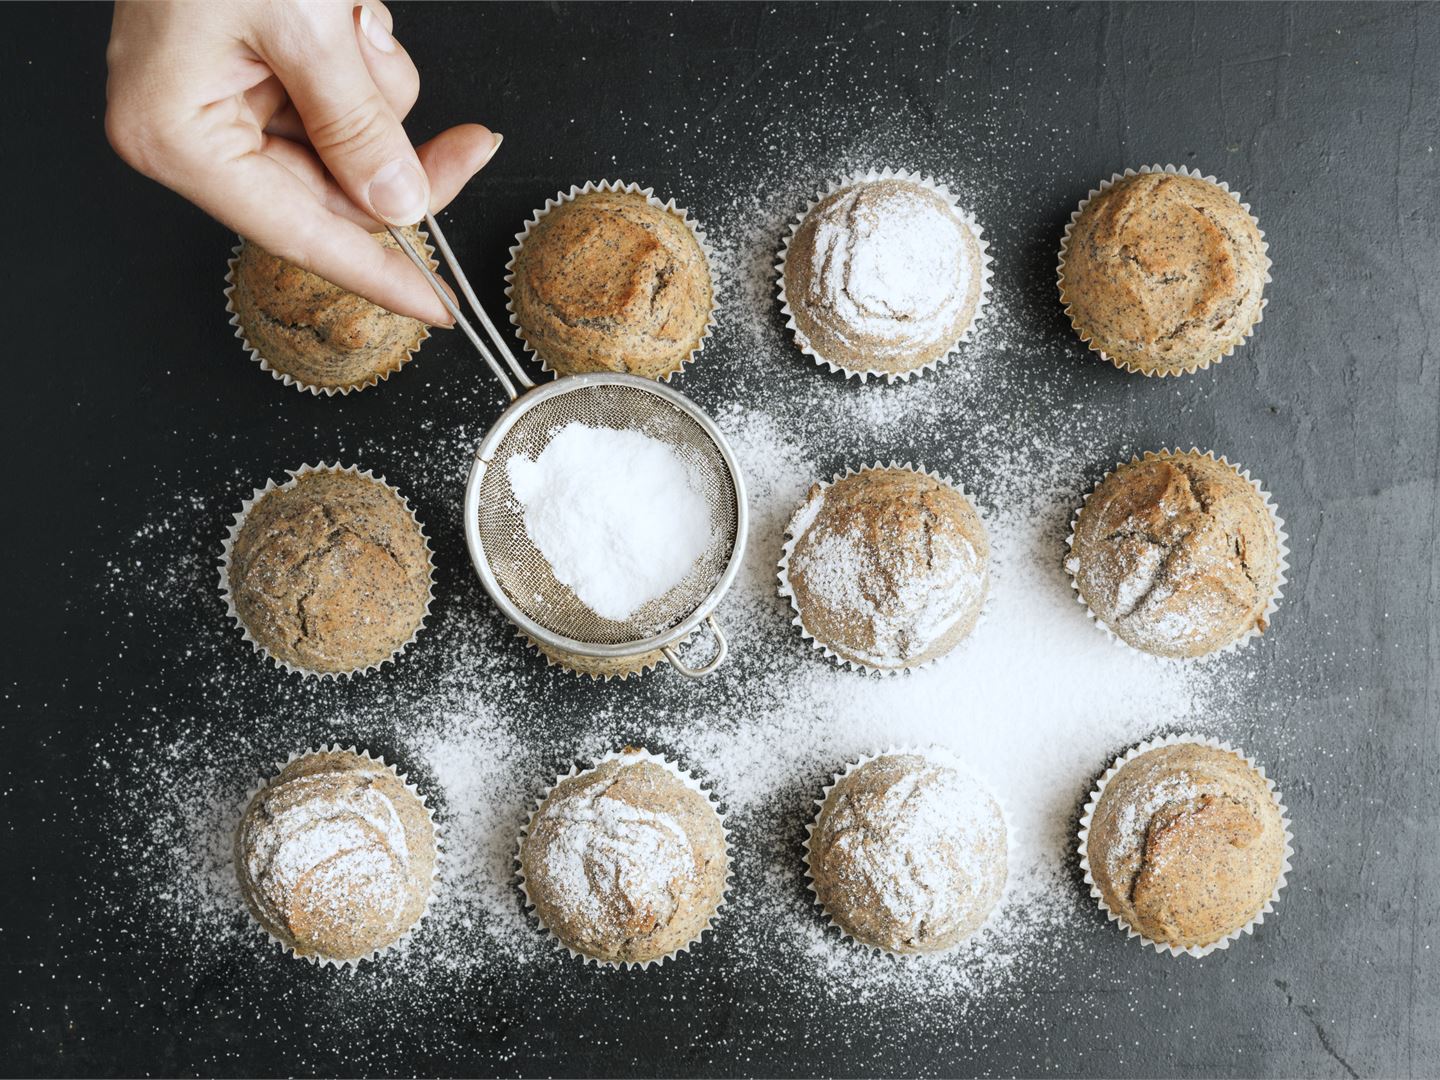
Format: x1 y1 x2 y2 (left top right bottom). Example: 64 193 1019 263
662 615 728 678
387 216 535 403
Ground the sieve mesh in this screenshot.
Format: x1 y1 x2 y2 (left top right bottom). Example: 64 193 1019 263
475 381 740 647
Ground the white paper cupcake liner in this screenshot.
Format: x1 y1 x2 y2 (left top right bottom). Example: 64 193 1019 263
802 745 1012 959
777 461 991 676
503 180 718 383
1056 164 1271 377
223 231 436 396
1063 448 1289 661
514 747 732 970
1077 732 1293 958
218 463 436 680
519 628 692 682
775 168 994 384
234 744 442 970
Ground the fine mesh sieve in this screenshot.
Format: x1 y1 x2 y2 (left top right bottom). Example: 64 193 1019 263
388 217 747 677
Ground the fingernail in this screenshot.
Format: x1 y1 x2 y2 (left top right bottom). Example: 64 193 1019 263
358 6 397 53
368 159 429 225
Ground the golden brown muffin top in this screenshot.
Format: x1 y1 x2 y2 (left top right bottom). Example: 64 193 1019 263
784 178 985 377
1086 742 1286 950
519 753 727 965
229 226 430 392
509 190 713 380
227 469 432 674
784 468 989 670
1067 452 1281 659
809 753 1007 954
1060 172 1268 375
235 750 436 961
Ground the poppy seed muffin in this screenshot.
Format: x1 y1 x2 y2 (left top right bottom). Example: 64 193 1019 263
1084 742 1287 952
228 226 431 393
508 188 714 379
1067 451 1282 659
782 467 989 671
226 468 432 675
782 177 987 379
1059 170 1269 375
519 750 728 965
235 749 437 962
808 753 1007 955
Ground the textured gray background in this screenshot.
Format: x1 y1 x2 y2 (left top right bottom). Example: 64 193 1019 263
3 2 1438 1076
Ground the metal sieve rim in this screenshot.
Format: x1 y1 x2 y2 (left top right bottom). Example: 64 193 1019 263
462 372 749 659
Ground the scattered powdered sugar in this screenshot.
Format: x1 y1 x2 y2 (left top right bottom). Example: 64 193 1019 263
506 422 716 621
532 774 695 933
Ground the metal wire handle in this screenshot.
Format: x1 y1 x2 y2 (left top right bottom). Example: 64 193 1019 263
387 213 533 402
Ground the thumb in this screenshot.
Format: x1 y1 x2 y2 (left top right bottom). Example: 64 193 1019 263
265 14 429 226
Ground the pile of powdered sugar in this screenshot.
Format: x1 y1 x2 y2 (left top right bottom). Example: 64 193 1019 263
505 422 716 622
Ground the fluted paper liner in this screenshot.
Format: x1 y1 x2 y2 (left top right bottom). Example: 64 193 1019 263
775 168 994 384
1063 448 1289 661
234 744 442 970
777 461 991 676
223 231 435 396
1056 164 1271 377
218 463 436 680
802 746 1012 959
1077 732 1293 958
521 629 693 682
514 747 732 970
504 180 718 383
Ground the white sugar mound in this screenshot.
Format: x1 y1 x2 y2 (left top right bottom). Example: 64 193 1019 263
505 423 716 621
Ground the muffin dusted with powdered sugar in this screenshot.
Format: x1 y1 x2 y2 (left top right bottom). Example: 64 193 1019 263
807 752 1007 955
234 749 437 963
781 175 987 379
781 466 989 672
518 749 728 966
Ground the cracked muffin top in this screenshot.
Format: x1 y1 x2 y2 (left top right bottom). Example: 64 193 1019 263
227 469 432 675
1067 451 1281 659
508 189 713 380
519 751 728 965
1085 742 1286 951
236 749 436 961
809 753 1007 955
782 467 989 671
228 227 431 393
1059 172 1269 375
783 177 986 378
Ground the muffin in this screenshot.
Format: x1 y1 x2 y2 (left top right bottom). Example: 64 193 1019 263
1066 450 1284 659
518 749 728 966
506 184 714 380
1082 740 1289 954
780 172 988 380
223 466 433 675
779 465 989 672
1058 168 1269 376
227 226 432 394
235 748 437 963
806 752 1007 955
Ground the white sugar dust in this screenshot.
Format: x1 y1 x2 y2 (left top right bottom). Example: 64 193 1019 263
505 423 716 621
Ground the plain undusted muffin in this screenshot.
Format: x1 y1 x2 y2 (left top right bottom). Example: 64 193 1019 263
783 177 986 378
808 753 1007 954
1059 171 1269 375
1085 742 1287 951
228 226 431 392
227 469 432 674
519 750 727 965
782 467 989 671
1067 451 1281 659
235 749 437 961
508 189 713 379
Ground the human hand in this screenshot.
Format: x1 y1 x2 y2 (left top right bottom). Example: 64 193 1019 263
105 0 500 324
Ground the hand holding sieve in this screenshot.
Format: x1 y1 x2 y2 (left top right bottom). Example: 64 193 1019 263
388 216 747 678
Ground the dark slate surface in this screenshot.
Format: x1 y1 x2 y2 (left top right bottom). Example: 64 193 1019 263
4 2 1438 1076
